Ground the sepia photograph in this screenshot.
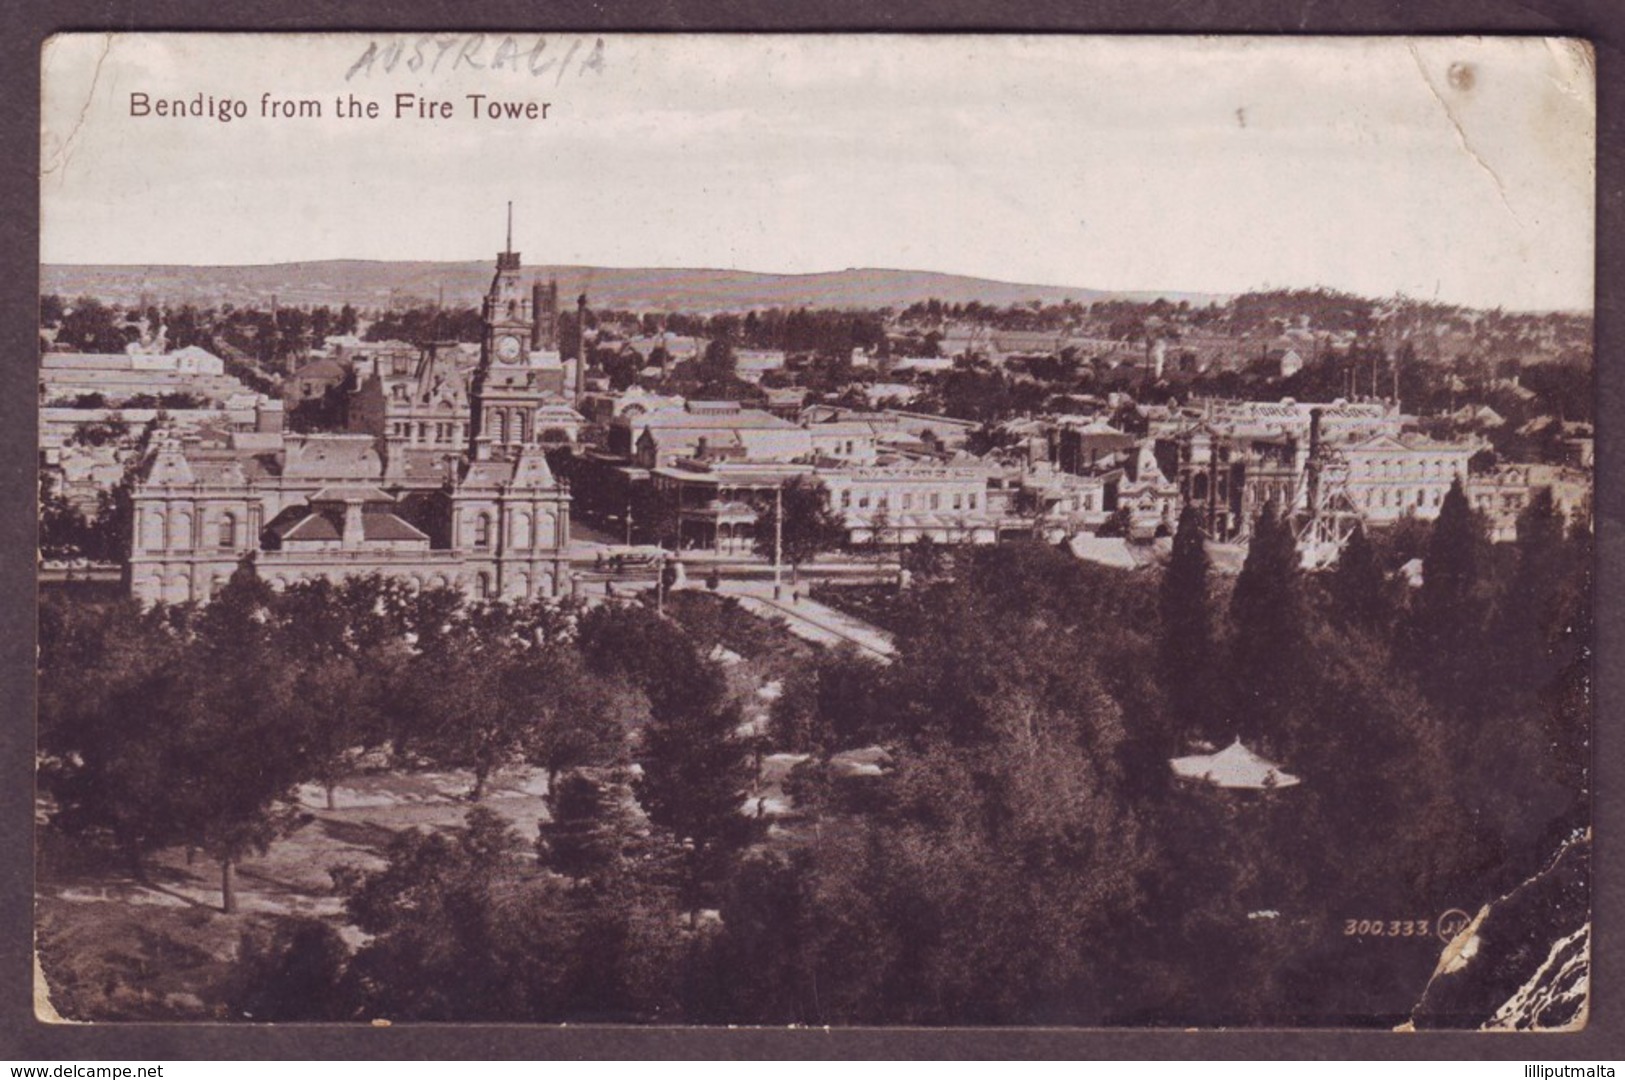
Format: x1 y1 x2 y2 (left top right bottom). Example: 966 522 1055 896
34 33 1595 1031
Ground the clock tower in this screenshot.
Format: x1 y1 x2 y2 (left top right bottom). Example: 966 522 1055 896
471 203 550 461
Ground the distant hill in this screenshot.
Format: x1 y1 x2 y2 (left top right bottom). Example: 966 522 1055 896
40 261 1224 314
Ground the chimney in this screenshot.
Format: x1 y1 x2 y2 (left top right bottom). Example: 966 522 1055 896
1307 407 1324 523
532 282 545 350
342 497 365 550
575 293 589 409
255 398 285 434
533 279 558 351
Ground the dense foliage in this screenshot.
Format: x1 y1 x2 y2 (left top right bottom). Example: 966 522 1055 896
38 491 1590 1023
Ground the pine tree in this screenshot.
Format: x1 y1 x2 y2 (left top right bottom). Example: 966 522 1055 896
540 770 639 880
1228 500 1303 750
636 659 753 919
1330 521 1388 632
1410 477 1484 716
1159 504 1212 737
1497 487 1568 693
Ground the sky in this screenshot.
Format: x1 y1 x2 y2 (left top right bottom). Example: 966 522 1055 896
40 34 1595 311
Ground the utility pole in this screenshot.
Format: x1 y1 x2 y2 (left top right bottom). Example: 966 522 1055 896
773 482 784 601
625 496 633 546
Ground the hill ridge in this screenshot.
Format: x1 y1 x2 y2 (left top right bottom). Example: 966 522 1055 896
41 261 1226 313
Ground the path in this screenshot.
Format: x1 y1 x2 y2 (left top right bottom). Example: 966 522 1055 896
717 580 896 663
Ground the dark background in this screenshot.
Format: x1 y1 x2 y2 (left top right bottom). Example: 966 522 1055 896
3 0 1620 1060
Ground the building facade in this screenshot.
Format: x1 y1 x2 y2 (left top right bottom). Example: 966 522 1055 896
127 229 572 605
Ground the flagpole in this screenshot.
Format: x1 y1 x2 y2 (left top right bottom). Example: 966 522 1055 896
773 484 783 601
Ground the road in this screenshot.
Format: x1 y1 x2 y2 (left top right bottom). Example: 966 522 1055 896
716 580 896 663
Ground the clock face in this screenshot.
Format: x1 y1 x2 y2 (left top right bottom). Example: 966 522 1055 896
495 335 522 362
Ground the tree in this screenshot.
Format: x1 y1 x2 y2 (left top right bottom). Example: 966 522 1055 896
900 534 947 582
866 503 889 557
229 918 354 1021
1228 501 1303 751
637 689 752 909
1328 521 1389 632
170 557 309 912
57 296 128 353
1538 522 1592 817
1408 477 1486 716
271 576 412 809
626 616 754 917
342 805 685 1022
698 336 737 385
341 808 572 1020
39 472 91 559
44 557 309 914
39 597 189 879
1494 488 1569 694
527 652 634 793
1158 505 1212 739
769 644 891 754
538 769 640 880
753 477 845 583
80 423 158 563
413 613 556 801
628 482 680 549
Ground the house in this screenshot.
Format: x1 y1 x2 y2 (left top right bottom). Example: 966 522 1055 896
40 349 250 406
817 461 1004 546
284 355 350 405
613 401 813 467
1057 417 1137 475
1468 463 1593 541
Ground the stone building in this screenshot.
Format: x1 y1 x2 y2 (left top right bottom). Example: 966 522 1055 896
1337 432 1479 524
127 224 572 605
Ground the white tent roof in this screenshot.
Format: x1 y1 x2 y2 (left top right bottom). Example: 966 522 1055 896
1169 738 1301 790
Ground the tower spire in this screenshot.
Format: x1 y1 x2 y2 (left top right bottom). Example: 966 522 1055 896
506 201 513 254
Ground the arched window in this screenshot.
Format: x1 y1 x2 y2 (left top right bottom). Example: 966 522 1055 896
474 512 493 548
140 509 167 551
476 572 492 599
218 512 236 549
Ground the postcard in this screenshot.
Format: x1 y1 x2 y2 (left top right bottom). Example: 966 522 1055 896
35 33 1594 1030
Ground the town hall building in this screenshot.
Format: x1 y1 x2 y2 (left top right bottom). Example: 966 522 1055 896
128 221 573 605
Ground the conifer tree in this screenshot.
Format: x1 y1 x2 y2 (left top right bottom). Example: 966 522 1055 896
1497 487 1568 693
1410 478 1485 715
1159 504 1212 737
1330 521 1388 632
1228 500 1303 750
540 770 640 880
